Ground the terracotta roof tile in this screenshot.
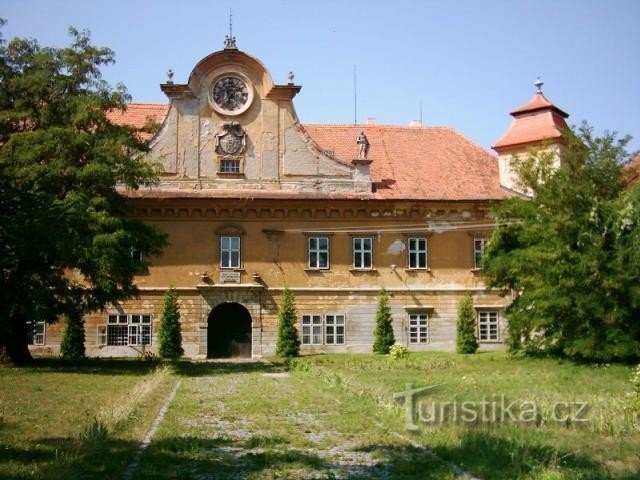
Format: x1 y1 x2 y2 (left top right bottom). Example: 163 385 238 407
625 154 640 185
106 103 168 128
493 93 569 151
111 103 506 201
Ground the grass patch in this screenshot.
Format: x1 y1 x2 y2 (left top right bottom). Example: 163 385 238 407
2 354 638 479
294 352 640 479
0 358 176 479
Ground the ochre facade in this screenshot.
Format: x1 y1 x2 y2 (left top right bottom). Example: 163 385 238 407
33 40 568 358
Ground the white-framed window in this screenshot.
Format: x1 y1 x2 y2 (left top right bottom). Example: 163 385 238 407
408 237 428 269
301 315 323 345
325 314 345 345
26 321 46 346
308 237 329 269
478 311 499 341
105 314 152 346
130 247 144 262
474 237 488 269
219 158 241 173
301 314 346 345
352 237 373 269
408 313 429 344
220 235 241 269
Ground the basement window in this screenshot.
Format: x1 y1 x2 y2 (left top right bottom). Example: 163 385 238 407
478 311 499 342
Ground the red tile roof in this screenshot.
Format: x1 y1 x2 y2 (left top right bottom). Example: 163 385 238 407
304 124 505 200
109 103 506 201
493 93 569 151
625 154 640 185
106 103 168 128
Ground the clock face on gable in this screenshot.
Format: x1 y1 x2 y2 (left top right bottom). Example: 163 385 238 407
210 75 253 115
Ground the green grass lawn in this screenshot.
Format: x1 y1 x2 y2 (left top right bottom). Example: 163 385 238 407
1 354 638 479
0 359 177 480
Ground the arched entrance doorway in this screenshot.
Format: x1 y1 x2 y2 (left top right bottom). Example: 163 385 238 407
207 302 252 358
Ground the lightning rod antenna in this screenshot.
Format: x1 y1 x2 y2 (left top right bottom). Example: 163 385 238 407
353 65 357 124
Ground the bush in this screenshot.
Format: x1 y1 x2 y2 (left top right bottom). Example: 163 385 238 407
388 344 409 360
373 289 395 354
276 288 300 357
456 293 478 354
60 310 86 359
158 287 184 359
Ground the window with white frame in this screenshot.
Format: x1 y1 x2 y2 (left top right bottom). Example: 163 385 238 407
352 237 373 269
478 311 499 341
26 321 46 346
105 314 152 346
308 237 329 269
301 315 323 345
301 314 345 345
219 158 241 173
408 313 429 344
325 314 345 345
473 237 488 269
130 247 144 262
220 236 241 269
408 237 428 269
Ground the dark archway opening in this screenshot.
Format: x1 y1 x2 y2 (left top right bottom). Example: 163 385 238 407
207 302 252 358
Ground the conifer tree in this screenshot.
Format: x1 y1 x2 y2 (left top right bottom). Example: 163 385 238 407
456 293 478 354
373 289 395 354
60 310 86 359
276 288 300 357
158 287 183 359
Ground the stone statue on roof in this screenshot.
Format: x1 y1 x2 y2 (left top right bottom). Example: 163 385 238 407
357 131 370 160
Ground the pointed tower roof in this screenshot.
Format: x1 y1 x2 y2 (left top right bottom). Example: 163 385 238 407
493 79 569 152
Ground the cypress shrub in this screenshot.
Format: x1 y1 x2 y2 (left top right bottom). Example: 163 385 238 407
373 288 395 354
456 293 479 354
276 288 300 357
158 287 184 359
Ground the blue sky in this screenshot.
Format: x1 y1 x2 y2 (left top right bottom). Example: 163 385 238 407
3 0 639 154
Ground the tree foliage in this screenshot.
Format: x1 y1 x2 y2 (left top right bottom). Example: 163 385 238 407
0 23 167 364
483 124 640 362
456 293 478 354
60 309 86 360
276 288 300 358
158 287 183 359
373 288 395 354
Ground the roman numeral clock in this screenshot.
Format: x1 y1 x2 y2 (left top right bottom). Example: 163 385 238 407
210 74 253 116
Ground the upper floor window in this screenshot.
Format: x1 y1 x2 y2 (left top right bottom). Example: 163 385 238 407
352 237 372 269
474 237 488 269
308 237 329 269
478 310 499 341
27 321 46 346
220 236 241 269
408 237 428 269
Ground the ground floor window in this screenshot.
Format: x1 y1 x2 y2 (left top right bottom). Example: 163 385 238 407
478 311 499 341
101 314 152 346
27 321 46 345
408 313 429 344
301 314 345 345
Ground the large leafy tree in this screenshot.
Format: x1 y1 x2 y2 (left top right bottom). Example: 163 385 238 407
0 23 167 364
483 124 640 362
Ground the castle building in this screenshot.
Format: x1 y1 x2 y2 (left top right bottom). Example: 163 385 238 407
28 39 569 358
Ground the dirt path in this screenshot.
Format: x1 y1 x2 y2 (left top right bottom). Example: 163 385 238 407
131 362 458 479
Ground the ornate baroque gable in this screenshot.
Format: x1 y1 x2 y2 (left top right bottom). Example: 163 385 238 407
147 42 371 195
